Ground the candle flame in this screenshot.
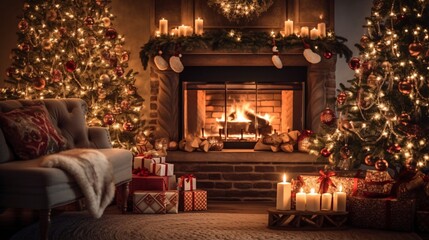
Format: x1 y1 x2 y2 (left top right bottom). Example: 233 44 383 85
300 188 304 193
282 174 287 183
319 14 324 20
310 188 315 194
339 185 343 192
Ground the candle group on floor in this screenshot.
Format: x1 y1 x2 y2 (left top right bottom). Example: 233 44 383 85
276 177 346 212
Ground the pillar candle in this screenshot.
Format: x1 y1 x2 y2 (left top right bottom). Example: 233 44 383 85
185 26 193 37
276 174 291 210
159 18 168 35
300 26 309 38
310 28 319 40
284 19 293 36
306 188 320 212
321 193 332 210
171 27 178 36
295 188 306 211
195 18 204 35
178 25 186 37
318 22 326 38
333 185 347 212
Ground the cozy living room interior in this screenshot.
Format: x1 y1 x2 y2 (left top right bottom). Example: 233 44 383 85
1 0 429 239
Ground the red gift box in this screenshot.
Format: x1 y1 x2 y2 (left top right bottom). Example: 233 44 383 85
130 175 169 193
179 190 207 211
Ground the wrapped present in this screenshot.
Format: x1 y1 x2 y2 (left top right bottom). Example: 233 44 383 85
165 190 179 214
168 175 177 190
365 170 394 182
150 163 174 176
178 174 197 191
179 190 207 211
133 156 144 170
133 191 166 214
363 170 394 198
130 175 168 193
347 196 415 231
144 157 166 170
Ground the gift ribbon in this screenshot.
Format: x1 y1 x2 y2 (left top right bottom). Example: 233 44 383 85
317 170 336 194
152 163 170 176
179 174 195 191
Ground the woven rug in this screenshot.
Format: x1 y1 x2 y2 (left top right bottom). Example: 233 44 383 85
11 209 422 240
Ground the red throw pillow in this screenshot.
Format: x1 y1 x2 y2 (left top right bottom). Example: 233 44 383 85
0 104 67 160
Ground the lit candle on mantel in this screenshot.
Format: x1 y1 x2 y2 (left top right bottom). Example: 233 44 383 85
284 19 293 36
321 192 332 211
317 14 326 38
333 185 347 212
195 17 204 35
178 25 186 37
276 174 291 210
300 26 309 38
306 188 320 212
295 188 306 211
159 18 168 35
310 27 319 40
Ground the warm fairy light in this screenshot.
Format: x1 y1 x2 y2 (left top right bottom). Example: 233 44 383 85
310 188 315 194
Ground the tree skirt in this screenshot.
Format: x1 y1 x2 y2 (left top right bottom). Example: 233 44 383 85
11 210 421 240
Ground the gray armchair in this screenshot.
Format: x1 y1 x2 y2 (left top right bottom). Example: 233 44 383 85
0 98 132 239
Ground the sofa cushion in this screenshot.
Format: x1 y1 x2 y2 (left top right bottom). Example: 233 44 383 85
0 104 67 160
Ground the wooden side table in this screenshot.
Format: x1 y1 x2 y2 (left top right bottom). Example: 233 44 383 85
267 208 348 230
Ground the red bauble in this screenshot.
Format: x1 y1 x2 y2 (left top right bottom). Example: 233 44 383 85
375 159 389 171
84 16 95 27
120 100 130 111
115 66 124 77
337 92 347 105
360 35 370 48
18 19 28 31
103 113 115 125
320 108 337 125
340 144 352 159
348 57 361 70
19 43 30 52
398 80 413 95
65 60 77 72
323 51 333 59
320 148 332 157
409 42 423 57
364 154 375 166
387 143 401 154
105 28 118 39
122 121 134 131
51 69 63 82
33 77 46 90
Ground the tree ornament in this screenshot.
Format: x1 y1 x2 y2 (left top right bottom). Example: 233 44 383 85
120 51 129 63
367 74 378 89
120 99 131 111
99 74 110 84
381 61 392 72
122 121 134 131
408 42 423 57
340 144 352 159
103 113 115 125
375 159 389 171
323 51 333 59
364 154 375 166
360 35 370 48
33 77 46 90
387 143 401 154
303 48 321 64
348 57 360 70
337 92 347 105
84 16 95 27
65 60 77 72
169 55 184 73
85 36 97 47
114 66 124 77
18 19 28 31
51 69 63 82
320 107 336 125
154 51 168 71
398 80 413 95
398 112 411 126
105 28 118 39
320 148 332 157
361 60 373 72
46 9 57 22
18 43 30 52
102 17 111 27
271 46 283 69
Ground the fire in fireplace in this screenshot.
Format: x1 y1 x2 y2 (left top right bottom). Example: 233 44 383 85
180 66 306 148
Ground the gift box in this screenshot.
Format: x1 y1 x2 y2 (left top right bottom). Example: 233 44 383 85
130 175 169 193
178 175 197 191
150 163 174 176
347 196 416 231
363 170 394 198
133 191 166 214
143 157 166 170
165 190 179 214
179 190 207 211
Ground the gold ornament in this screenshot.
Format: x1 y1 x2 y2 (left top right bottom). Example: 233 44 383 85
102 17 111 27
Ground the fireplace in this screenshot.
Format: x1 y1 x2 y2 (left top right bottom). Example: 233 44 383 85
180 66 307 148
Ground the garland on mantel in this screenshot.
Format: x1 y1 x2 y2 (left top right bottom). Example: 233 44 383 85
139 30 353 70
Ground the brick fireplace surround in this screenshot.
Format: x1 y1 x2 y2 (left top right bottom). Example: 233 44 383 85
148 48 336 201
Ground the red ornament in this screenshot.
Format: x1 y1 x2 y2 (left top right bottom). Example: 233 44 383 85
340 144 352 159
120 100 130 111
364 154 375 166
103 113 115 125
65 60 77 72
46 9 57 22
123 121 134 131
375 159 389 171
18 43 30 52
18 19 28 31
320 108 337 126
408 42 423 57
323 51 333 59
84 16 95 27
115 66 124 77
337 92 347 105
398 80 413 95
320 148 331 157
348 57 361 70
387 143 401 154
105 28 118 39
33 77 46 90
51 69 63 82
360 35 370 48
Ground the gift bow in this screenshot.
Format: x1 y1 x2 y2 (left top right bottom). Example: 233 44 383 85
318 170 336 194
132 167 152 177
179 174 195 190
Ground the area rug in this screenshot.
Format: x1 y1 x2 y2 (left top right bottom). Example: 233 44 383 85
11 209 422 240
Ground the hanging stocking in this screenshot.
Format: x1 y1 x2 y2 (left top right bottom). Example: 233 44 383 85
302 41 321 64
154 50 168 71
169 44 184 73
271 38 283 69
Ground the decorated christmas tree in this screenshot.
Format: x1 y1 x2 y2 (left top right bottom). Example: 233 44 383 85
310 0 429 173
1 0 144 150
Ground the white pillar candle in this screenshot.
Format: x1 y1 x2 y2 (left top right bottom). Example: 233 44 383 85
310 27 319 40
276 174 291 210
159 18 168 35
295 188 306 211
317 22 326 38
333 185 347 212
306 188 320 212
178 25 186 37
300 26 309 38
284 19 293 36
195 18 204 35
321 192 332 211
185 26 193 37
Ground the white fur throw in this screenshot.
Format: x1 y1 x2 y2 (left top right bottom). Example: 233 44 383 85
40 149 115 218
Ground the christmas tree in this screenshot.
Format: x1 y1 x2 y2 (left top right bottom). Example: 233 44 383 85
310 0 429 173
1 0 144 151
